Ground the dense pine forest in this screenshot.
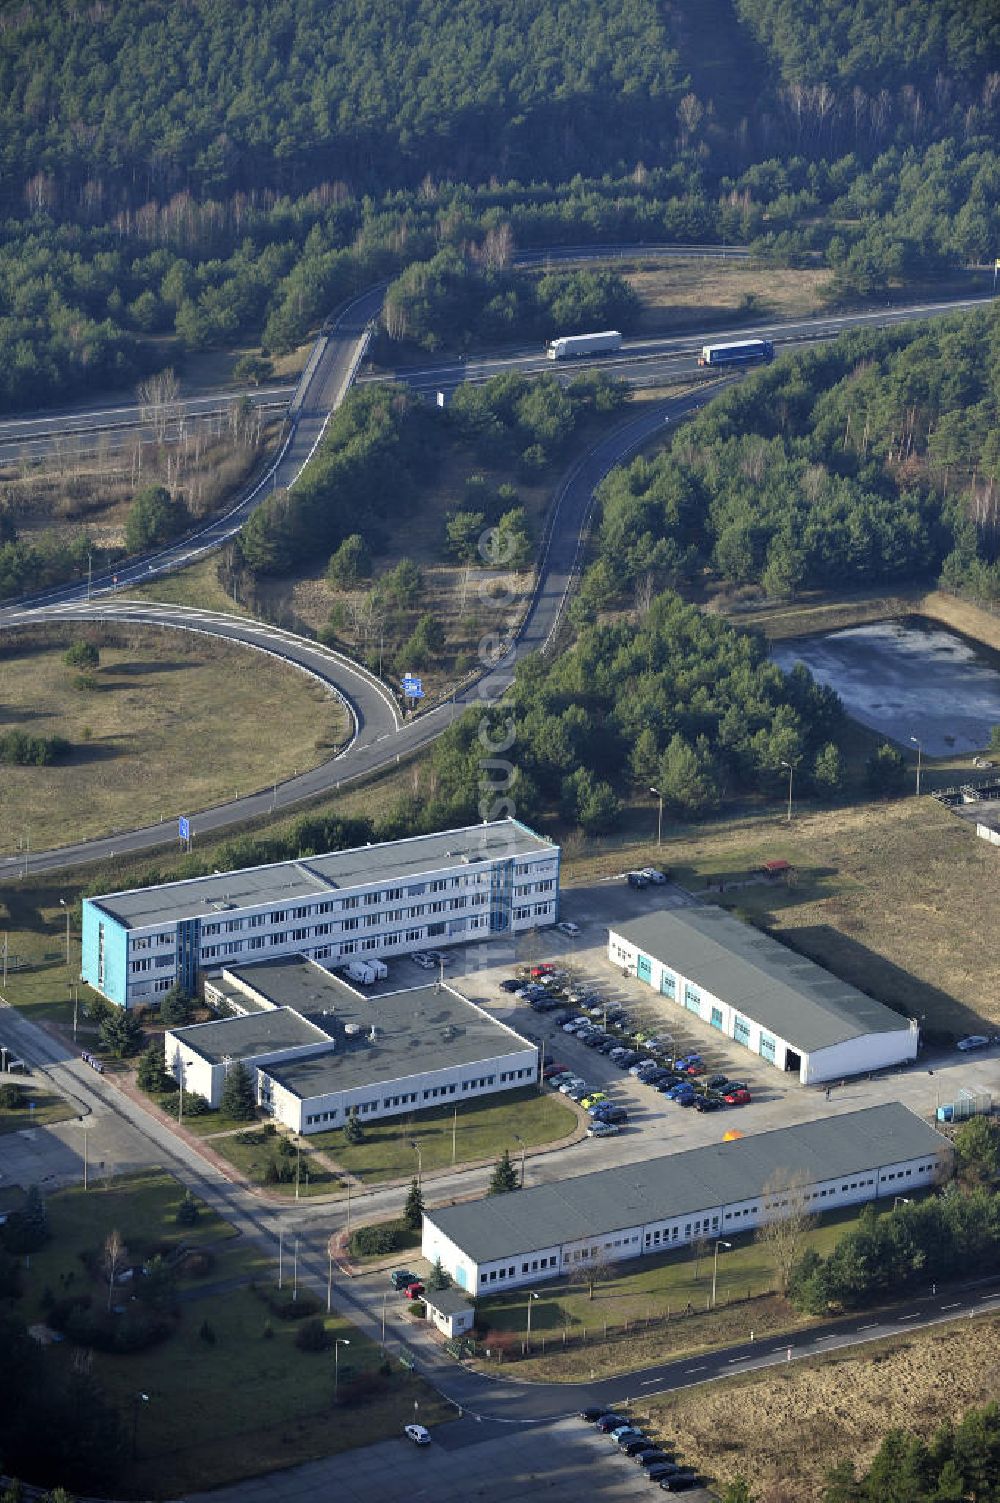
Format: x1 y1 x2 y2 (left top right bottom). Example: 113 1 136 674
1 0 999 409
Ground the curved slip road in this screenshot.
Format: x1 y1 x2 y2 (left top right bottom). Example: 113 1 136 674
0 387 711 879
0 277 993 876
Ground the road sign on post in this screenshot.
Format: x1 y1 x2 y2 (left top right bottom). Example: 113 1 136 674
401 674 425 703
178 817 191 850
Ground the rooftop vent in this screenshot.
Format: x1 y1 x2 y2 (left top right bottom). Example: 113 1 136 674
344 1023 363 1037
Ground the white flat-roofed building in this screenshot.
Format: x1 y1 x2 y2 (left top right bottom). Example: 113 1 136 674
82 818 559 1008
609 907 919 1085
422 1104 949 1295
165 956 538 1135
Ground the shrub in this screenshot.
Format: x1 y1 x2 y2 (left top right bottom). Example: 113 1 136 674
257 1283 321 1321
63 641 99 670
177 1249 213 1278
175 1190 200 1226
182 1091 210 1117
407 1300 426 1318
0 1083 25 1110
347 1221 404 1258
295 1317 330 1352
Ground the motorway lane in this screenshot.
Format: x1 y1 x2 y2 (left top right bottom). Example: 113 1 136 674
379 294 994 397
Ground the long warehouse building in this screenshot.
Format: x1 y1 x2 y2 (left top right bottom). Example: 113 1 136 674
422 1103 948 1294
81 819 559 1008
609 907 919 1085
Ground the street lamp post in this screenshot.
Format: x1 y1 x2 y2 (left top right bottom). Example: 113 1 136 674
649 786 664 848
59 898 71 969
131 1392 150 1460
711 1239 733 1308
292 1235 299 1301
333 1337 350 1404
525 1290 539 1352
910 735 922 797
780 760 795 823
410 1138 422 1187
327 1236 335 1313
513 1134 526 1187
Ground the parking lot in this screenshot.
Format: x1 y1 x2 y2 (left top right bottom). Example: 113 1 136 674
438 874 977 1184
188 1412 714 1503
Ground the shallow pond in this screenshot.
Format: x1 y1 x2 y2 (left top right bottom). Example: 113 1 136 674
771 618 1000 757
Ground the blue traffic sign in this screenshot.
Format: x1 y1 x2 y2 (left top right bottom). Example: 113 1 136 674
402 673 424 699
178 816 190 841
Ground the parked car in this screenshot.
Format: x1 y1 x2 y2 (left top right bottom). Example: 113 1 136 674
617 1050 642 1067
693 1094 725 1112
591 1106 629 1125
647 1463 682 1482
404 1281 425 1299
499 978 523 993
587 1121 621 1138
542 1061 568 1079
404 1423 431 1446
411 954 436 969
530 963 557 978
658 1473 699 1491
423 950 448 965
957 1035 990 1051
566 1086 590 1102
627 870 649 888
621 1436 654 1455
706 1074 730 1091
595 1413 629 1432
634 1442 667 1466
557 921 581 937
724 1087 752 1106
580 1407 606 1423
640 867 668 884
390 1269 418 1290
548 1072 576 1087
581 1092 608 1108
559 1079 587 1094
610 1425 644 1442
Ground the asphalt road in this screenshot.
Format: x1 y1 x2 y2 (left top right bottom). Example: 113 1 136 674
0 281 993 878
376 294 992 397
6 982 1000 1436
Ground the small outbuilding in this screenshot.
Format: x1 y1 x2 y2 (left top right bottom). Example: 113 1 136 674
422 1285 476 1339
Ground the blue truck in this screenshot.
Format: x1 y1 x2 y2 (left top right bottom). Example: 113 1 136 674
698 338 774 368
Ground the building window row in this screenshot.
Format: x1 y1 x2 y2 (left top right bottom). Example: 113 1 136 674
423 1084 457 1100
520 1255 557 1273
499 1068 532 1082
384 1092 418 1109
305 1108 338 1125
462 1075 496 1091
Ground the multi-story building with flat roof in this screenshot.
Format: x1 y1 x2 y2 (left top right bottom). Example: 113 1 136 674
81 819 559 1008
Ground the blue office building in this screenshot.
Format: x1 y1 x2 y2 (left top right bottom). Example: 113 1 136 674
81 819 560 1008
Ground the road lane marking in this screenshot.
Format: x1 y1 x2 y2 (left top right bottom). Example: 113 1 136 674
898 1314 919 1321
940 1302 961 1310
857 1323 878 1330
684 1365 707 1373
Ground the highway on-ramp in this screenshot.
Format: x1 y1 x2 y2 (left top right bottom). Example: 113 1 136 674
0 274 993 877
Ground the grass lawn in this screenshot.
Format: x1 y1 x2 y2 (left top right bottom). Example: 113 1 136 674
208 1130 340 1197
474 1203 870 1380
306 1085 578 1185
13 1173 450 1497
0 624 347 853
0 1088 76 1134
627 258 830 336
106 1295 452 1498
17 1171 238 1326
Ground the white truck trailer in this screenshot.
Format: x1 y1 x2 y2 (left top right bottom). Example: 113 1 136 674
546 330 622 360
344 958 388 986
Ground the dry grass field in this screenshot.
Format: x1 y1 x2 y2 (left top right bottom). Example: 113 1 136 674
625 259 831 335
645 1315 1000 1501
0 625 347 853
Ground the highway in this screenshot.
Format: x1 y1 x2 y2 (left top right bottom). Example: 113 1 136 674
376 293 992 398
0 386 712 879
0 266 993 878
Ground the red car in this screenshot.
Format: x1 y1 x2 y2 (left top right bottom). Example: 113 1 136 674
404 1281 425 1299
530 963 556 978
542 1061 567 1079
682 1062 705 1076
724 1088 751 1106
